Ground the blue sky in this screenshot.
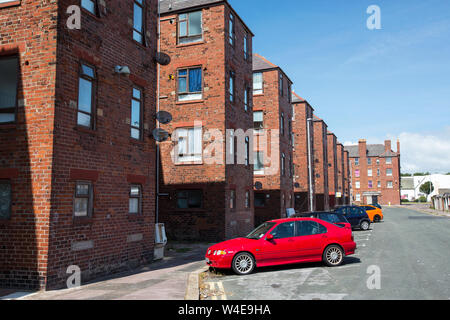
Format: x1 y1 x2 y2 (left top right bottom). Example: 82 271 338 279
229 0 450 173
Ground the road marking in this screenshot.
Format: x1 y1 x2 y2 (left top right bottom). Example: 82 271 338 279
207 281 227 300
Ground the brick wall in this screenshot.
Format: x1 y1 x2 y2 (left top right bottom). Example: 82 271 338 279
327 133 338 208
313 118 329 210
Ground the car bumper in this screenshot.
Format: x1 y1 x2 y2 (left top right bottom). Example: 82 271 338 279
342 241 357 256
205 254 233 269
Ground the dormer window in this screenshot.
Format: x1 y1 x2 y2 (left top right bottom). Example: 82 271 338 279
178 11 202 44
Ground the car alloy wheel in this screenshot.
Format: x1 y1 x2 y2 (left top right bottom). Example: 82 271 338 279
361 221 370 230
324 245 344 267
374 215 381 223
232 253 255 275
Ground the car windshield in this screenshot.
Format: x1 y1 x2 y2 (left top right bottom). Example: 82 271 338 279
246 222 276 240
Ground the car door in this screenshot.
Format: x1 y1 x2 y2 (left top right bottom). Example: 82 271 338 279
294 220 328 260
260 221 296 264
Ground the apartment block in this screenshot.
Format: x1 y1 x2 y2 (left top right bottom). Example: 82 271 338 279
346 139 401 205
291 92 315 212
327 132 338 208
312 115 329 211
336 142 345 206
157 0 255 241
343 149 351 204
251 54 294 226
0 0 158 290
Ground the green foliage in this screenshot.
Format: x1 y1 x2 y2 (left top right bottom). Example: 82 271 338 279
419 181 434 195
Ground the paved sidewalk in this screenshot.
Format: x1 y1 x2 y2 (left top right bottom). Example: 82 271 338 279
3 242 210 300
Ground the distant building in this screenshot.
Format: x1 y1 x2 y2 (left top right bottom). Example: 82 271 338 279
345 139 401 205
402 174 450 201
432 189 450 212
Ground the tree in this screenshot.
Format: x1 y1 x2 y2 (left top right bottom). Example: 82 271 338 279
419 181 434 200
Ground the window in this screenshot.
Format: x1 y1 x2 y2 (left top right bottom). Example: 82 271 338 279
368 169 373 177
254 193 266 207
288 84 292 103
377 168 380 176
253 110 263 132
254 151 264 175
355 169 360 178
0 181 12 220
281 153 286 176
289 156 293 177
368 180 373 189
387 181 393 189
367 158 372 165
386 168 393 176
229 70 235 102
229 13 235 45
133 0 145 44
355 194 361 202
270 221 295 239
129 185 142 215
355 158 360 166
77 63 95 128
280 112 285 136
245 191 250 209
176 127 203 162
376 158 380 165
245 136 250 166
178 11 202 44
244 33 249 60
279 74 284 96
355 181 360 189
131 87 142 139
177 190 202 209
253 72 263 95
0 56 18 124
74 182 93 217
178 67 202 101
377 181 381 188
244 85 251 112
295 221 327 237
81 0 97 15
230 190 236 210
386 157 392 164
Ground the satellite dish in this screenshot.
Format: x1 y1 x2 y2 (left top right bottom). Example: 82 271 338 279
254 182 263 190
155 111 173 124
294 183 300 188
155 52 171 66
152 128 170 142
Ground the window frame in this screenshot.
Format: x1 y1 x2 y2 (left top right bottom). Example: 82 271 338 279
129 184 142 215
230 189 236 211
177 66 203 101
176 126 203 163
253 72 263 95
133 0 146 45
0 55 19 125
131 86 143 140
229 13 235 46
77 62 96 129
244 33 249 60
244 84 251 112
176 189 203 209
177 10 203 44
229 70 235 103
0 180 12 220
245 190 251 209
80 0 98 16
73 181 94 218
254 193 266 208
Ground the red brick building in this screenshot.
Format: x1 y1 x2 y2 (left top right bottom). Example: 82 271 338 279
1 0 158 290
312 115 329 211
336 142 345 206
327 132 338 208
251 54 294 226
157 0 255 241
291 92 315 212
346 139 401 205
343 149 351 204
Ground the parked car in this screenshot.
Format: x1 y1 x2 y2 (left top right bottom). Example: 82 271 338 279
295 211 351 230
333 206 371 231
359 205 383 222
205 217 357 275
373 203 382 209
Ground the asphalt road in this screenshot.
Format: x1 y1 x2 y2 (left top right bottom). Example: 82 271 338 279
203 207 450 300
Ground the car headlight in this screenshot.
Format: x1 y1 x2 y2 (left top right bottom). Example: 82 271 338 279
214 250 227 256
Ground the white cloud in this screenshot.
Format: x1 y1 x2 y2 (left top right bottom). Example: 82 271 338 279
387 127 450 174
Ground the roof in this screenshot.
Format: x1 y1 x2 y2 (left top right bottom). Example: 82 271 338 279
344 144 398 158
401 177 414 190
252 53 293 84
159 0 224 14
291 91 305 103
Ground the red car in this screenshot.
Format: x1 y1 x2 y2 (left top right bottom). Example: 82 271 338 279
206 217 356 275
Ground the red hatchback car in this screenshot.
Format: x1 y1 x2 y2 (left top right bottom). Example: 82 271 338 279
206 217 356 275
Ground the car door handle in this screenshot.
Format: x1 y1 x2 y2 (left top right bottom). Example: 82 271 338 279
322 235 328 239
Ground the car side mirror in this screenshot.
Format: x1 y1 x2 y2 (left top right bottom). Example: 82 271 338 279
266 234 274 241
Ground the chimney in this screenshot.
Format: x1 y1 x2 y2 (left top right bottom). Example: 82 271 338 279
397 139 400 154
358 139 367 157
385 140 392 152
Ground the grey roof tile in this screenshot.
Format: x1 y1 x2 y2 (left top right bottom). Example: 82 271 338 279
160 0 224 14
345 144 398 158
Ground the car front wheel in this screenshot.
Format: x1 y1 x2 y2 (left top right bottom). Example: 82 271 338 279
232 252 255 275
360 220 370 230
323 245 344 267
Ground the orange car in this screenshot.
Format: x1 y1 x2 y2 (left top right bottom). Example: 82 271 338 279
359 205 383 222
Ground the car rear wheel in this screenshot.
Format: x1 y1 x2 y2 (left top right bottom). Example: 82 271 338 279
232 252 255 275
374 215 381 223
360 220 370 230
323 245 344 267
